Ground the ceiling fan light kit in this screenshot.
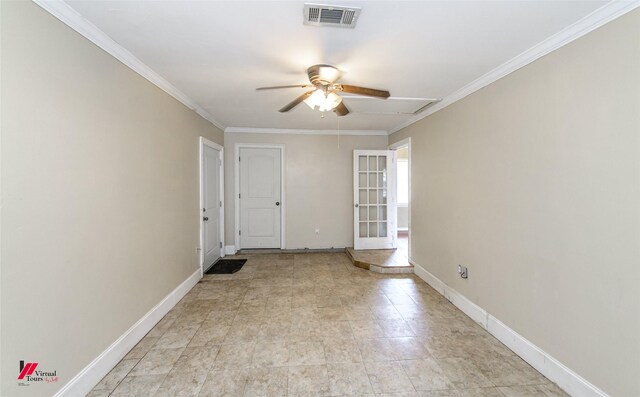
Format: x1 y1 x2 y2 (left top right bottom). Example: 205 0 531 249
257 64 390 117
304 90 343 112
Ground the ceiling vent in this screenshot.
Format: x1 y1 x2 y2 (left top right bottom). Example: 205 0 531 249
303 4 361 28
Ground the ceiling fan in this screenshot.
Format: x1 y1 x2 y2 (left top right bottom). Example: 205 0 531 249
256 64 390 116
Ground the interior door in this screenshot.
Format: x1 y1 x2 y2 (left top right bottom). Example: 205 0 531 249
203 145 221 269
239 147 281 249
354 150 397 250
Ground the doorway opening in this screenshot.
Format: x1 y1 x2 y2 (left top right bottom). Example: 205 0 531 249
199 137 225 276
346 148 412 273
389 138 411 261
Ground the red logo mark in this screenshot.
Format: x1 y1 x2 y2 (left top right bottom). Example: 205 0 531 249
18 362 38 380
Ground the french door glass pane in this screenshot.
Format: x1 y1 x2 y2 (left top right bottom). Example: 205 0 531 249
359 173 367 188
378 156 387 172
359 156 367 171
359 206 367 221
378 206 387 221
369 206 378 221
378 172 386 188
379 222 387 237
359 189 367 204
359 222 368 238
368 156 377 171
369 190 377 204
368 173 377 188
378 189 387 204
369 222 378 237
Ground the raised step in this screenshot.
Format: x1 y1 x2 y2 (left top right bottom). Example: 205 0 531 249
345 247 413 274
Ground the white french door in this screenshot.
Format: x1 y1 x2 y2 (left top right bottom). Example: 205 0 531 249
353 150 397 250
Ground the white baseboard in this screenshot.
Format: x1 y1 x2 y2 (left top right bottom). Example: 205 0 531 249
53 269 201 397
410 260 609 397
225 245 237 255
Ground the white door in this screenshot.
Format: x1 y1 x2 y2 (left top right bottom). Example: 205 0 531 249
239 147 281 249
203 145 221 269
354 150 397 250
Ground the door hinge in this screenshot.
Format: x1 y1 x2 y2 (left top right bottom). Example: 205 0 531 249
220 201 222 207
239 156 241 162
239 193 241 199
220 242 222 249
239 230 241 236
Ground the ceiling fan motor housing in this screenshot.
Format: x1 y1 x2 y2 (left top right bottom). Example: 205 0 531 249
307 64 340 85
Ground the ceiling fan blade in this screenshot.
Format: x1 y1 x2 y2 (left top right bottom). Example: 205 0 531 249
337 84 390 98
334 102 349 116
279 90 315 112
257 84 313 90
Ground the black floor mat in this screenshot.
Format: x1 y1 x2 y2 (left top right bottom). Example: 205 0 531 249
205 259 247 274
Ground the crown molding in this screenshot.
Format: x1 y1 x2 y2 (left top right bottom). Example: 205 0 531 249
388 0 640 135
32 0 225 131
224 127 388 136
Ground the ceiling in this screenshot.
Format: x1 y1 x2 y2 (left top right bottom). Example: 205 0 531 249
64 0 608 134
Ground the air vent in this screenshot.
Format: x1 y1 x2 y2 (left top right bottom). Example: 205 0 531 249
303 4 361 28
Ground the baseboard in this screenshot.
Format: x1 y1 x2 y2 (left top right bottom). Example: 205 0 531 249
232 247 346 254
225 245 237 255
409 260 609 397
53 269 201 397
283 247 345 253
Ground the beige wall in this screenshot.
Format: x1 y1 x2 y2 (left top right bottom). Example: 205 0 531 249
390 10 640 397
0 2 223 395
397 207 409 230
224 132 388 249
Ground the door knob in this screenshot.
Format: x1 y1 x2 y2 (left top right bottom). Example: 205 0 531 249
276 202 280 206
355 203 359 208
203 216 209 221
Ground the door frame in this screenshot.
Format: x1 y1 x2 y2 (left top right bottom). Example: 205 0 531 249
234 143 286 251
199 137 225 277
388 137 411 261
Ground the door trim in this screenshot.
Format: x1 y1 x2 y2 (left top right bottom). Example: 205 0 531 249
234 143 286 251
199 137 225 277
389 137 411 261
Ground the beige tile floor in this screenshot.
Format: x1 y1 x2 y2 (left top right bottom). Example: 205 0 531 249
89 253 567 397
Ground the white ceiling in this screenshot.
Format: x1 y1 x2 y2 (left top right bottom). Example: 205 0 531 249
64 0 608 133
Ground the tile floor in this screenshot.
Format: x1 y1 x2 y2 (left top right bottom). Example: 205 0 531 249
89 253 567 397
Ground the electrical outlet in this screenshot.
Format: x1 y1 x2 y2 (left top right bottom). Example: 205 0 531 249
458 265 468 279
